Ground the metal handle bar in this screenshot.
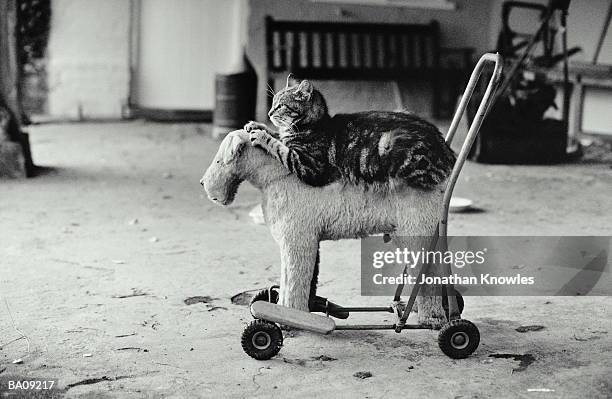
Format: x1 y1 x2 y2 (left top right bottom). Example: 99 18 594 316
441 53 504 237
391 54 503 330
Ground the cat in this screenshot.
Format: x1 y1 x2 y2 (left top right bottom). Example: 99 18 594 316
245 75 456 190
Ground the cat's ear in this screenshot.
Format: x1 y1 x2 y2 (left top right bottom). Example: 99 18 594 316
286 73 298 88
296 80 314 100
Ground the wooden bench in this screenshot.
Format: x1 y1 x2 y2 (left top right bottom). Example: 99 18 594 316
265 16 473 118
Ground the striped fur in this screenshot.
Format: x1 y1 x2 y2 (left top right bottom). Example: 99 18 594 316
246 78 456 190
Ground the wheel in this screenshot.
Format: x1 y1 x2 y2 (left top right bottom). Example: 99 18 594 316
442 292 465 315
249 289 280 318
438 319 480 359
241 320 283 360
250 288 279 306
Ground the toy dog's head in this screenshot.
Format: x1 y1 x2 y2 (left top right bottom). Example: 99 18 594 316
200 130 248 206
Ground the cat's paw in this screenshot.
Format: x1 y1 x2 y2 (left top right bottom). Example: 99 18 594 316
244 121 268 133
248 129 269 147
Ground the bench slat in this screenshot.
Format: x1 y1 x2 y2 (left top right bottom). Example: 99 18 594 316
345 33 352 69
358 33 367 70
321 31 328 69
279 29 287 70
306 30 313 69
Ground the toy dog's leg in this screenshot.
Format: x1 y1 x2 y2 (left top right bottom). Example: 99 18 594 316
393 198 447 328
391 233 447 328
306 247 350 319
278 238 319 312
308 248 319 310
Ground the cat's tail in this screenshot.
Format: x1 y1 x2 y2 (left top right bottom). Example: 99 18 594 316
394 140 456 190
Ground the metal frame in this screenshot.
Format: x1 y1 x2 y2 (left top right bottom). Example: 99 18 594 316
309 53 504 332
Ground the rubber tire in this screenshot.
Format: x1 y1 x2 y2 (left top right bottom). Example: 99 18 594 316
442 292 465 315
241 320 283 360
250 289 279 306
438 319 480 359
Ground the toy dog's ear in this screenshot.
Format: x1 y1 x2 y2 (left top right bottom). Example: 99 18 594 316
222 132 246 164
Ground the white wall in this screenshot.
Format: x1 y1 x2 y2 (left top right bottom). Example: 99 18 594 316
47 0 247 117
134 0 247 110
47 0 130 118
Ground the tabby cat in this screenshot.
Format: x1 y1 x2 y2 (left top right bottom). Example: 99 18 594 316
245 76 456 190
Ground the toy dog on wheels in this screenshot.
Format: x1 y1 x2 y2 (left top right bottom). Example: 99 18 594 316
203 53 503 361
244 54 501 361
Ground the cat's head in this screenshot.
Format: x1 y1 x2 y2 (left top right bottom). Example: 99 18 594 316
268 75 328 130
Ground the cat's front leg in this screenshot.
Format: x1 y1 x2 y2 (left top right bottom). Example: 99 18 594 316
244 121 277 137
248 128 287 156
248 128 274 148
248 129 292 167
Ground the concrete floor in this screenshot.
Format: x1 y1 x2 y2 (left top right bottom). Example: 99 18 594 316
0 121 611 398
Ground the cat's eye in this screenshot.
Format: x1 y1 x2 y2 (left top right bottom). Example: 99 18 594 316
284 105 299 116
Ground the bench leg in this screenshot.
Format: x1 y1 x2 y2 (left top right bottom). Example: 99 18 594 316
567 80 583 154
